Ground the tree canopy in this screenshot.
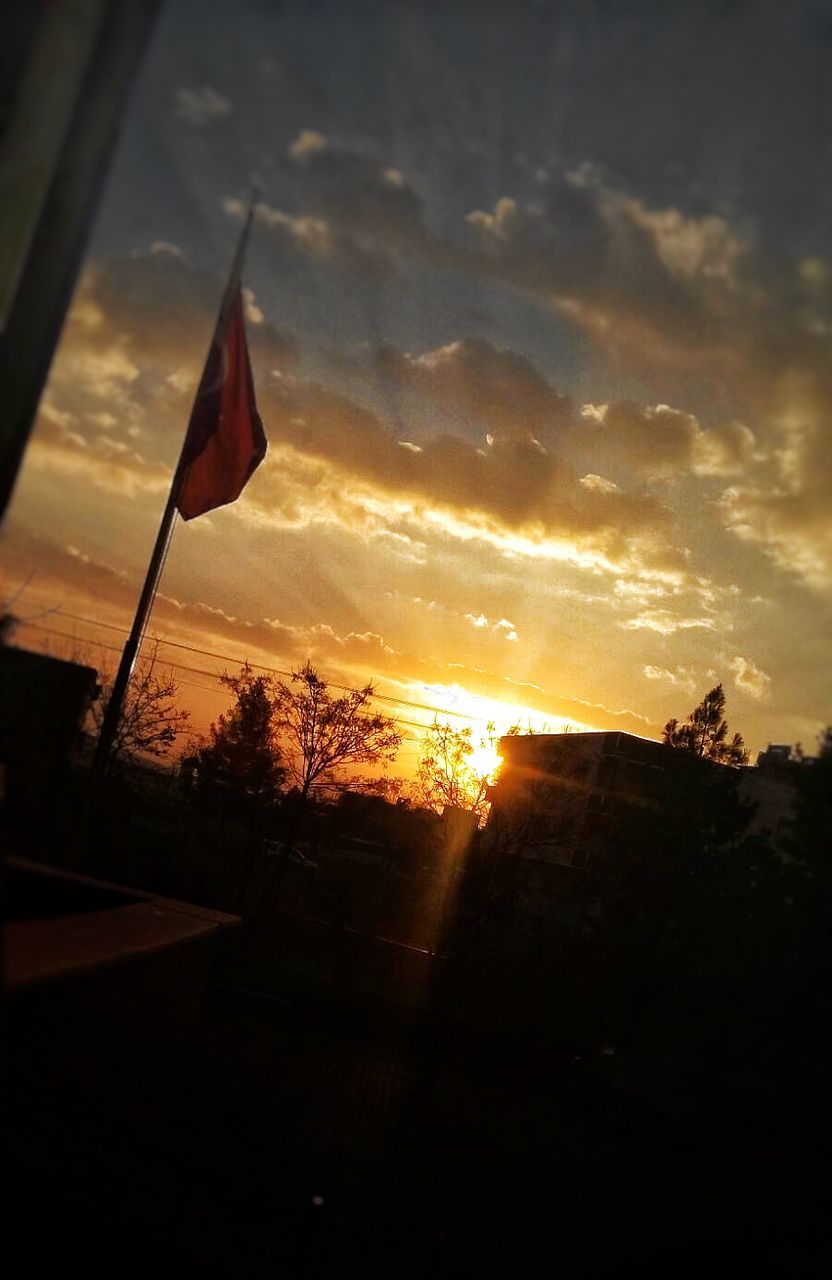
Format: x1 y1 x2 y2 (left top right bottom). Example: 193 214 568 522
663 682 748 766
94 641 190 767
194 664 284 801
412 720 496 822
272 662 401 800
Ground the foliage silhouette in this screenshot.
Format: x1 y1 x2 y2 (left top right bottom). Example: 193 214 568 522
193 663 284 802
412 719 498 821
93 639 190 768
272 661 401 803
663 683 748 765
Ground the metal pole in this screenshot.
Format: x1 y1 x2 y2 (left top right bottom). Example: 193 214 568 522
85 486 180 794
83 198 257 805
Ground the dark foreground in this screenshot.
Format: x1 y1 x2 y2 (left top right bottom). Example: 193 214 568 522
6 890 829 1277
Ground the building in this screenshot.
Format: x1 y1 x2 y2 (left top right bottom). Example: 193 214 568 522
0 647 98 782
464 730 727 957
739 742 814 853
486 730 708 868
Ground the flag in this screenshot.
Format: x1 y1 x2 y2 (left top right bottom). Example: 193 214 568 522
176 286 266 521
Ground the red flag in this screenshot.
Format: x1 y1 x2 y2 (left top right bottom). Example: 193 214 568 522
176 287 266 520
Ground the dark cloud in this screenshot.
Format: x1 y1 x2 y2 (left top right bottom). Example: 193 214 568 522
230 130 444 281
464 167 748 373
581 400 757 480
372 337 574 441
175 85 232 126
284 129 431 251
255 374 676 569
82 243 297 374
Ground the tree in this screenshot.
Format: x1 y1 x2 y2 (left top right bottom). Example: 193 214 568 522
412 720 497 822
93 641 190 768
194 663 284 801
272 661 402 803
0 612 17 646
663 683 749 765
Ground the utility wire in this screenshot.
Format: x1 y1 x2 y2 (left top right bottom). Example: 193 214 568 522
17 607 492 725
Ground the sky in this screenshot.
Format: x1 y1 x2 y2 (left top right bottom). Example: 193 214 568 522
3 0 832 768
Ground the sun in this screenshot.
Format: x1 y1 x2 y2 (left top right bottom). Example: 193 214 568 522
466 742 504 782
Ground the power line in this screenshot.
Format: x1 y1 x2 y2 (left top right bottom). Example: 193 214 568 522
15 620 478 749
16 606 490 726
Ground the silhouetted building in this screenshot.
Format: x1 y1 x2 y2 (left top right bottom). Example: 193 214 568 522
740 741 815 850
469 730 725 954
756 744 793 768
0 647 98 784
486 730 701 867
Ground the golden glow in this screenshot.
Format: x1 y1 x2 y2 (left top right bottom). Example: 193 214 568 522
408 681 593 738
466 742 503 782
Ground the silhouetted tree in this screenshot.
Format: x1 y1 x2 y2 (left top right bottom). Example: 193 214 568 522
0 612 17 646
93 641 190 767
663 683 748 765
194 663 284 802
412 720 496 822
273 661 401 804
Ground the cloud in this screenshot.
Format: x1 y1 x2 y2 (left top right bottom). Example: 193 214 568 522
465 611 518 640
1 521 405 687
227 139 825 598
289 129 327 159
224 195 394 280
241 286 264 325
622 610 717 635
284 128 430 251
580 473 619 494
410 661 658 739
225 130 446 280
80 247 296 373
719 369 832 591
175 86 232 126
245 142 753 382
461 170 830 591
2 523 137 618
371 337 574 440
643 664 698 693
464 168 734 371
253 374 681 579
729 654 772 701
149 241 187 262
621 197 747 286
27 411 170 498
26 248 297 498
250 141 828 592
581 401 758 480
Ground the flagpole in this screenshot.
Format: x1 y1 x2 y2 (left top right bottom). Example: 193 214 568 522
83 196 257 813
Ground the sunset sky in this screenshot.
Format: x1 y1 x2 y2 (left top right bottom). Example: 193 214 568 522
3 0 831 769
